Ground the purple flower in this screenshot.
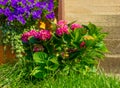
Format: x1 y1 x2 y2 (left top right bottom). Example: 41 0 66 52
4 7 12 16
47 0 54 12
0 0 8 5
32 10 42 19
0 0 55 24
35 2 44 8
28 0 34 3
10 0 18 7
8 15 15 21
0 9 3 14
16 7 25 14
36 30 52 41
17 15 26 24
21 0 27 5
46 12 55 19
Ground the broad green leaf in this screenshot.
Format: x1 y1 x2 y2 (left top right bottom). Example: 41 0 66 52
49 56 59 65
33 52 48 63
31 66 47 78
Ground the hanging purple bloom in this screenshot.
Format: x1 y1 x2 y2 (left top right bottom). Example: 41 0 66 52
21 0 27 5
16 7 25 14
0 0 55 24
0 9 3 14
35 2 43 8
46 12 55 19
28 0 34 3
8 15 15 21
17 15 26 24
10 0 18 7
0 0 8 5
47 0 54 12
32 10 42 19
4 7 12 16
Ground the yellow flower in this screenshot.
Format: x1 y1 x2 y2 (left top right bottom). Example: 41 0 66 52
84 35 94 40
39 21 46 29
53 18 57 24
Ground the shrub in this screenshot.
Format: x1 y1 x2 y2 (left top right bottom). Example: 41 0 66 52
21 20 108 79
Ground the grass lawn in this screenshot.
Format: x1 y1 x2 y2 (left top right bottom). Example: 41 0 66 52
0 64 120 88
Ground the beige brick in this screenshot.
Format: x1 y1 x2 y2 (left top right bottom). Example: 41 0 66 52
100 56 120 73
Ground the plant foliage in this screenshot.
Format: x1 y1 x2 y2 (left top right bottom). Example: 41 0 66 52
21 20 108 79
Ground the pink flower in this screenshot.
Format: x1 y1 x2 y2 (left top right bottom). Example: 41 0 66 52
29 30 37 36
71 23 83 30
56 25 69 36
80 41 86 48
21 30 37 43
57 20 68 27
36 30 52 41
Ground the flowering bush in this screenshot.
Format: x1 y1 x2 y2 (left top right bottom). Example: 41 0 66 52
21 20 108 79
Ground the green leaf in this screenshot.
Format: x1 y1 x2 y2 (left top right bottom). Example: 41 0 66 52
49 56 59 65
63 34 71 44
45 56 59 71
51 22 57 31
73 29 81 42
85 40 95 47
45 64 59 71
96 42 108 52
28 37 36 44
33 52 48 63
31 66 47 78
62 65 70 75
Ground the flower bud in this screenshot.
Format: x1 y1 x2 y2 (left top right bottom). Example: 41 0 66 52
80 41 86 48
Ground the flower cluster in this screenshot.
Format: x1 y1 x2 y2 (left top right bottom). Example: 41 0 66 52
56 20 69 36
21 30 37 43
21 29 52 43
35 30 52 41
70 23 83 30
56 20 83 36
0 0 55 24
21 20 83 43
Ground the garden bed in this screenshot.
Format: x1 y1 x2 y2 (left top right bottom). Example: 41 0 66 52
0 0 113 88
